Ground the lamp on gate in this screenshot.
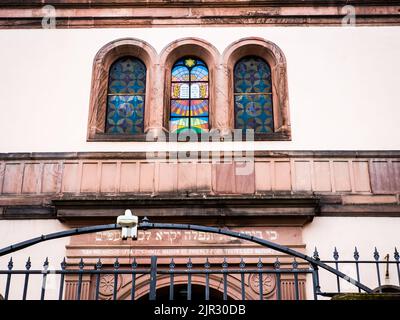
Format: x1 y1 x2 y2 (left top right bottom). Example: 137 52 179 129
117 209 138 240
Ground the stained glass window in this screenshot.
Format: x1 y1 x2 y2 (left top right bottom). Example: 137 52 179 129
234 56 274 133
170 57 209 134
106 57 146 134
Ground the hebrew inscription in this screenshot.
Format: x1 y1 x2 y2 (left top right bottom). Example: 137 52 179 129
94 228 279 244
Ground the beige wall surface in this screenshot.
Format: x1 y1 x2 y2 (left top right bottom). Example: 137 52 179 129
303 217 400 298
0 27 399 152
0 220 70 299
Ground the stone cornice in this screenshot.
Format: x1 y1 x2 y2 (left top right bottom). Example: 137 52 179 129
0 1 399 28
1 1 400 8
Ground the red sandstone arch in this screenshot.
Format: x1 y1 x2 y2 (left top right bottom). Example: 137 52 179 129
222 37 291 139
87 38 158 141
116 273 258 300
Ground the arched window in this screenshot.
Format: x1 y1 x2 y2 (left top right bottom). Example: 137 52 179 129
169 57 209 134
106 57 146 134
234 56 274 133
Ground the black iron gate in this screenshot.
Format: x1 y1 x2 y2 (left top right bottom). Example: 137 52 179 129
1 217 399 300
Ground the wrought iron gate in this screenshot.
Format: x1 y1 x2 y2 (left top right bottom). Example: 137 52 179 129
1 216 399 300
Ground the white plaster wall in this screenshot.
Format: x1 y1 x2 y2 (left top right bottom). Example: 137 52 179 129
303 217 400 299
0 27 399 152
0 220 70 300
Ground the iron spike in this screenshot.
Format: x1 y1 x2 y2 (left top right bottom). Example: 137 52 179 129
8 257 13 270
222 257 228 269
169 258 175 269
292 258 299 269
132 257 137 269
43 257 49 269
333 247 339 260
257 257 263 269
313 247 320 260
373 247 380 261
61 257 67 270
354 247 360 260
95 258 102 270
114 257 120 269
274 257 281 270
26 257 31 270
205 257 210 269
187 257 192 269
78 257 84 270
239 257 245 269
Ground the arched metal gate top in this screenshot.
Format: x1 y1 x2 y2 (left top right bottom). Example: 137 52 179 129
0 217 373 296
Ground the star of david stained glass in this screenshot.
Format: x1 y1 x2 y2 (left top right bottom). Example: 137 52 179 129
106 57 146 134
234 56 274 133
170 57 209 134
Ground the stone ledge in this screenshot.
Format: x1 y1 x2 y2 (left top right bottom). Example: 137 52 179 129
2 150 400 160
52 195 318 226
342 195 398 205
332 293 400 300
2 193 400 220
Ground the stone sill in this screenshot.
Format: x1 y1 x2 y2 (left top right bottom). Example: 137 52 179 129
87 132 291 142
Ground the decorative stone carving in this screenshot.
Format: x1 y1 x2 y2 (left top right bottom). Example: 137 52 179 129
248 273 276 296
99 274 123 296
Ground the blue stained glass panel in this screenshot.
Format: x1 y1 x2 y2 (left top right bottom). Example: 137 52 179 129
106 57 146 134
234 94 273 133
190 65 209 81
234 57 274 133
234 57 272 94
106 95 144 134
108 57 146 94
172 65 190 82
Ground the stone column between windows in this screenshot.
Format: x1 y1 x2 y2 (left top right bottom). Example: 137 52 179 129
212 62 231 137
145 62 165 140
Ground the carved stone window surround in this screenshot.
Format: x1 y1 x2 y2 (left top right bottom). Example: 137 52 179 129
87 37 291 142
